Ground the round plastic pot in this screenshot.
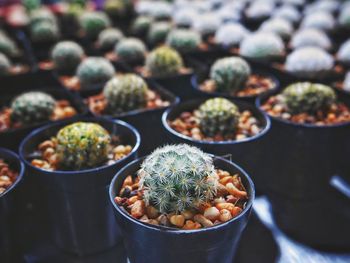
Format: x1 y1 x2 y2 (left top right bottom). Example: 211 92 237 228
109 156 255 263
19 118 141 256
0 88 88 151
0 148 25 263
162 98 270 193
256 93 350 200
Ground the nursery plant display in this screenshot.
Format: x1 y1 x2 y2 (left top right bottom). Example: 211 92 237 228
0 159 19 195
51 41 85 74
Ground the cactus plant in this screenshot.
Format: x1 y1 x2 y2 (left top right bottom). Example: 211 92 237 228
259 18 293 40
166 29 201 52
0 53 11 76
0 33 19 58
337 39 350 66
138 144 218 214
301 12 335 32
285 47 334 79
192 13 221 36
131 16 153 36
22 0 41 11
343 72 350 92
290 29 331 51
245 1 274 19
173 9 198 27
240 32 285 61
79 11 111 39
272 5 301 24
115 38 147 61
103 74 149 113
76 57 115 88
30 8 57 26
10 91 56 124
148 2 172 20
214 23 249 47
145 46 184 77
56 122 111 170
51 41 85 73
97 28 124 51
147 22 172 46
104 0 129 18
30 21 60 43
281 82 336 114
198 98 240 137
210 57 251 93
338 6 350 29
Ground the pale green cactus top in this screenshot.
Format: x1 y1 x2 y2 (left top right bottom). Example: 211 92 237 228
166 29 201 53
51 41 85 73
115 38 147 61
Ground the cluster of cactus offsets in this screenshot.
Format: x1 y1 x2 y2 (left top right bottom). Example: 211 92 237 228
285 47 334 78
76 57 115 88
290 29 331 51
10 91 56 124
214 23 249 47
56 122 111 170
338 39 350 66
282 82 337 114
147 22 172 46
240 32 285 61
166 29 201 52
97 28 124 51
259 18 294 40
79 11 111 39
131 16 153 36
115 38 147 61
198 98 240 137
103 74 148 113
210 57 251 93
138 144 218 214
0 32 20 58
0 53 11 76
145 46 184 77
51 41 84 73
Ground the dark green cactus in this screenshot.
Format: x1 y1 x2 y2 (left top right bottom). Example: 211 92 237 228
166 29 201 52
131 16 153 36
147 22 172 46
97 28 124 51
0 33 19 58
79 11 111 39
115 38 147 61
30 21 60 43
51 41 84 73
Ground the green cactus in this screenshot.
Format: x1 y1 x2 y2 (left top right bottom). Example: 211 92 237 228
145 46 184 77
0 32 20 57
22 0 41 11
104 0 130 18
115 38 147 61
138 144 218 214
0 53 11 76
56 122 111 170
147 22 172 46
79 11 111 39
76 57 115 88
51 41 85 73
10 92 56 124
97 28 124 51
166 29 201 53
29 8 57 26
198 98 240 137
259 18 293 40
210 57 251 93
131 16 153 36
103 74 149 113
30 21 60 43
282 82 337 114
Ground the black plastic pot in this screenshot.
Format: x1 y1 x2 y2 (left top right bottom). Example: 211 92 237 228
162 99 270 194
85 80 179 155
109 156 255 263
0 148 25 263
19 118 141 256
0 88 88 151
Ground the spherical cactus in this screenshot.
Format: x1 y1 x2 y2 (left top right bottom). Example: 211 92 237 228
138 144 218 214
0 53 11 76
259 18 293 40
51 41 84 73
147 22 172 46
166 29 201 52
56 122 111 170
173 9 198 27
131 16 153 36
245 1 274 19
0 33 19 58
290 28 331 51
97 28 124 51
337 39 350 66
22 0 41 11
30 8 57 26
145 46 184 77
76 57 115 88
30 22 60 43
304 0 339 15
240 32 285 61
338 6 350 29
343 72 350 92
10 91 56 124
104 0 128 18
79 11 111 39
103 74 149 113
214 23 249 47
192 13 221 36
301 12 335 32
198 98 240 137
115 38 147 61
210 57 251 93
285 47 334 79
148 2 172 20
282 82 337 114
272 5 301 24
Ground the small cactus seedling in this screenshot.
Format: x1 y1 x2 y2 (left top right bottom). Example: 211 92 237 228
147 22 172 46
115 38 147 61
145 46 184 77
198 98 240 137
131 16 153 36
166 29 201 52
210 57 251 93
30 21 60 43
10 91 56 124
282 82 337 114
214 23 249 47
56 122 111 170
79 11 111 39
97 28 124 51
0 53 11 76
138 144 218 213
103 74 149 113
51 41 84 73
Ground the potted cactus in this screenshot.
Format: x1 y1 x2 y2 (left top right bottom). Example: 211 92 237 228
85 73 179 154
289 28 332 51
147 21 172 47
130 16 153 39
109 144 255 263
162 97 270 192
96 28 124 53
259 18 294 41
214 23 249 52
78 11 111 41
192 56 279 103
19 118 140 255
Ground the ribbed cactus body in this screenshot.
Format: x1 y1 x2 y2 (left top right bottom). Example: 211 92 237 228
56 122 111 170
147 22 172 46
0 53 11 76
210 57 251 93
79 11 111 39
166 29 201 52
10 92 56 124
115 38 147 61
282 82 336 114
198 98 240 137
214 23 249 47
290 29 331 51
97 28 124 51
103 74 148 113
30 21 59 43
139 144 218 213
51 41 84 73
